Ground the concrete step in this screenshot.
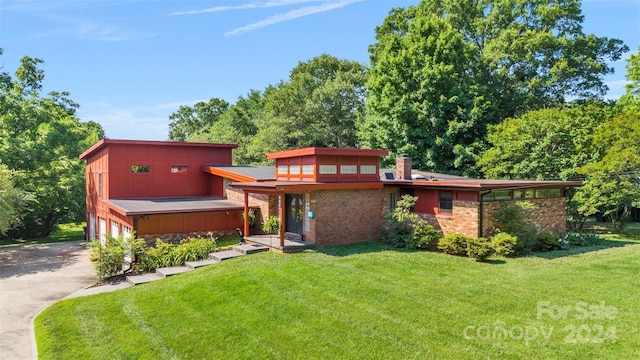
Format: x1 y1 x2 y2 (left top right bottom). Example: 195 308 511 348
210 249 245 261
126 273 164 286
185 258 219 269
233 244 269 255
156 266 191 278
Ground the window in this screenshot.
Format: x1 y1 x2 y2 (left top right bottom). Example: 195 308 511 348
131 165 149 173
360 165 377 174
536 188 562 198
302 165 314 175
389 192 397 211
439 191 453 213
340 165 357 174
319 165 337 174
525 189 535 199
111 220 119 238
513 190 524 200
171 165 187 174
289 165 301 175
482 190 512 201
277 165 288 175
98 173 103 199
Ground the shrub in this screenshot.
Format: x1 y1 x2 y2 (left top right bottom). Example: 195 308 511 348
89 236 125 279
536 232 561 251
263 216 280 234
135 237 217 272
466 237 493 261
562 232 605 247
382 195 442 249
491 232 519 257
437 233 468 256
493 202 538 252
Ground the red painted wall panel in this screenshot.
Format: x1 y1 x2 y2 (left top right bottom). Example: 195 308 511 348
414 189 439 214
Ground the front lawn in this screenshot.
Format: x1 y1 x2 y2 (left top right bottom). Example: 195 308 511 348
0 223 85 247
36 238 640 359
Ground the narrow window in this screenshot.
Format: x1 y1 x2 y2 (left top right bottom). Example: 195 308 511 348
171 165 188 174
319 165 337 174
289 165 301 175
98 173 103 199
439 191 453 213
302 165 314 175
131 165 150 173
340 165 357 174
360 165 377 174
277 165 288 175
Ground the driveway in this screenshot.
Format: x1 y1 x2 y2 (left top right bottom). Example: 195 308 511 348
0 241 96 360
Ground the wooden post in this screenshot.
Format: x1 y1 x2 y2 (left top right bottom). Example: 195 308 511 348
243 191 249 238
279 191 285 248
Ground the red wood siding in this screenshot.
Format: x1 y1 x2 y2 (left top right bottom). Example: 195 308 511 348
136 210 243 235
274 154 380 182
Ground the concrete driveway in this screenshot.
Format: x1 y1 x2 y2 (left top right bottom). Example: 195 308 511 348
0 241 96 360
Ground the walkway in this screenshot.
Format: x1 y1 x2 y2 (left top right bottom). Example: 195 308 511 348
0 241 96 360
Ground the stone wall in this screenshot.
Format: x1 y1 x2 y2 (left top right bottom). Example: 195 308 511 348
312 188 384 246
417 200 480 238
482 198 568 237
224 178 275 231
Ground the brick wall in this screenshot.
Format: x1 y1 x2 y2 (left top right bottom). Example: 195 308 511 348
482 198 567 237
417 200 479 238
224 178 275 231
312 189 383 246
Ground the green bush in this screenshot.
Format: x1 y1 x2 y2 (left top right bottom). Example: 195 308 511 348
536 232 561 251
263 216 280 234
135 237 217 272
466 237 493 261
562 232 605 247
437 233 468 256
382 195 442 249
491 232 519 257
89 236 125 279
493 202 538 252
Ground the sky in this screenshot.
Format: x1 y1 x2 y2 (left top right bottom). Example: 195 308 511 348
1 0 639 141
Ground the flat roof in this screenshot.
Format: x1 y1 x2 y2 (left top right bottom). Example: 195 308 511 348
108 196 247 216
390 179 583 190
266 147 388 159
231 181 385 192
202 165 276 182
80 139 237 160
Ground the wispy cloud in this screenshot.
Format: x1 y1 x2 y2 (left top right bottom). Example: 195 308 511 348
170 0 320 16
170 0 362 36
79 100 202 140
226 0 362 36
33 19 154 41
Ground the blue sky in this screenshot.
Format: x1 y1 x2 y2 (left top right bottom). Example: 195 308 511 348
1 0 638 141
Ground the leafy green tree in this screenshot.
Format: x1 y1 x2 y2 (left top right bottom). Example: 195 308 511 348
247 54 366 161
0 163 31 235
0 53 103 238
576 112 640 232
619 46 640 112
168 98 230 141
479 102 619 180
362 0 627 174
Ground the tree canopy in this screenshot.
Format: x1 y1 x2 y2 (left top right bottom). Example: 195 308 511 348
168 98 230 142
0 53 103 238
361 0 627 174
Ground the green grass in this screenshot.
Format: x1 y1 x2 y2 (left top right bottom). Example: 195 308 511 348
0 223 85 247
35 236 640 360
216 235 243 249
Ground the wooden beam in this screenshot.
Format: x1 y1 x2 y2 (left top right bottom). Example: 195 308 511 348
279 191 285 248
243 191 249 238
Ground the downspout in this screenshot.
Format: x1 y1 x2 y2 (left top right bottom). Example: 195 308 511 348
479 189 491 238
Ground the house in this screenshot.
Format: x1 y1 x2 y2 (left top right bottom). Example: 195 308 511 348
79 139 248 244
81 140 581 251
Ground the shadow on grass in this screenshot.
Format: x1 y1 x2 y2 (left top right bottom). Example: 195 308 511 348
531 239 637 260
315 241 407 257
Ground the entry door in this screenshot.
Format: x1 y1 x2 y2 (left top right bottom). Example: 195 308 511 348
285 194 304 235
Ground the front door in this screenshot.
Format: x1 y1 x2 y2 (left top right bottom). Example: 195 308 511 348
285 194 304 235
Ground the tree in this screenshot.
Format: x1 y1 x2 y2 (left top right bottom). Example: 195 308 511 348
619 46 640 112
0 53 103 238
478 101 619 180
361 0 628 175
167 98 230 141
0 163 31 235
576 112 640 232
247 54 367 161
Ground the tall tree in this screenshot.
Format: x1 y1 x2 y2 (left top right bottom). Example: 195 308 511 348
0 53 103 238
478 101 619 180
167 98 230 141
247 54 367 161
361 0 628 174
0 163 31 235
619 46 640 112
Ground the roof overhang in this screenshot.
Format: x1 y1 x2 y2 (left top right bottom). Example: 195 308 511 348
232 181 385 193
266 147 388 159
386 180 583 191
80 139 238 160
106 196 251 216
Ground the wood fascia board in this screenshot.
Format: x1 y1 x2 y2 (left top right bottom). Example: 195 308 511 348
201 166 257 183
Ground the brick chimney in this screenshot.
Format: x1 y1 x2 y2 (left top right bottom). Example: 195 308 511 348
396 154 412 180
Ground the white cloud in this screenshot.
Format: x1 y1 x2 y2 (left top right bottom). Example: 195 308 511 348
170 0 321 16
33 20 154 41
78 100 202 141
225 0 362 36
